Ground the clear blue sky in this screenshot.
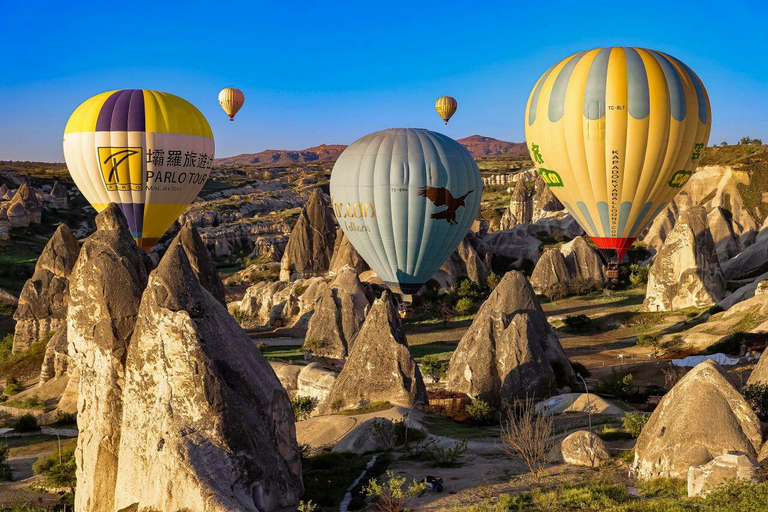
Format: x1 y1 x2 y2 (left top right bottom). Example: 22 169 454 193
1 0 766 162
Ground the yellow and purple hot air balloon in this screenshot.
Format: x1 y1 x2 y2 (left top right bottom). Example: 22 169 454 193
524 47 711 263
63 89 215 251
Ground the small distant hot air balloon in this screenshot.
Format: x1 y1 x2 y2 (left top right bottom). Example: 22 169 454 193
330 128 482 298
218 87 245 121
435 96 457 124
63 89 215 251
524 47 711 273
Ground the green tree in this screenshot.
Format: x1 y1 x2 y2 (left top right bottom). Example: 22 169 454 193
419 354 447 383
363 470 427 512
33 445 76 491
455 297 475 315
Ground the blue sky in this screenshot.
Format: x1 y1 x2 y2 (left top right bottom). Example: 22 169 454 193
1 0 766 161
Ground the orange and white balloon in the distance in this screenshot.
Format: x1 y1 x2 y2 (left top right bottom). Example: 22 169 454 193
218 87 245 121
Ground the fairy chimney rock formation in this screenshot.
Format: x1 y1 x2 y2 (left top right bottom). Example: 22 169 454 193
166 221 226 304
322 290 427 410
634 360 762 480
280 188 336 281
115 244 303 511
446 271 575 404
305 269 371 359
13 224 80 353
643 206 726 312
68 204 149 512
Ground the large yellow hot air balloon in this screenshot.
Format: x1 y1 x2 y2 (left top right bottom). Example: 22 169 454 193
524 47 711 262
219 87 245 121
435 96 457 124
63 89 215 251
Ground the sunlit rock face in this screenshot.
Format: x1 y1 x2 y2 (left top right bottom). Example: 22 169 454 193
115 244 303 511
634 360 762 480
642 206 726 312
67 204 149 512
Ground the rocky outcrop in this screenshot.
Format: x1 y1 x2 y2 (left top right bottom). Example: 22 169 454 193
0 207 8 241
440 237 489 287
235 277 328 333
0 287 17 307
115 243 303 511
280 188 336 281
39 329 68 384
333 418 394 454
67 204 149 512
747 343 768 387
530 248 570 293
561 236 605 281
687 452 761 497
722 235 768 281
304 270 371 359
506 179 532 227
445 271 575 405
322 291 427 411
329 228 368 275
560 430 610 468
642 206 726 312
531 176 564 222
9 183 42 224
166 221 226 304
270 362 338 409
13 225 80 353
634 360 762 480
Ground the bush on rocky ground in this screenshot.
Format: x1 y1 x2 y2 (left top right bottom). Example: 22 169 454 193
419 354 448 382
596 370 633 399
563 314 593 333
623 412 650 438
33 445 76 491
465 399 495 425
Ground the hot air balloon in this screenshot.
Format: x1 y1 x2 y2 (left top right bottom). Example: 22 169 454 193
330 128 482 299
219 87 245 121
524 47 711 274
435 96 457 124
63 89 215 251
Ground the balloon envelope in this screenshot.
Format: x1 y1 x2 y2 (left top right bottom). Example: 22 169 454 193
63 89 215 251
524 47 711 260
219 87 245 120
330 128 482 294
435 96 457 124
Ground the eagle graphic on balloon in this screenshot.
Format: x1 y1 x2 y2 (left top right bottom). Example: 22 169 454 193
63 46 710 301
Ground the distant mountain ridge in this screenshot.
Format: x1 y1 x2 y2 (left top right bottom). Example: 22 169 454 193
214 135 526 166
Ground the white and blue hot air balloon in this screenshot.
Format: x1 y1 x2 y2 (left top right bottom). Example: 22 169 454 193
330 128 482 297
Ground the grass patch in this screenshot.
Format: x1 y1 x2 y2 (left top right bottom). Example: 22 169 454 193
421 414 497 440
338 401 392 416
596 425 633 441
638 478 687 499
302 451 374 510
410 341 457 361
260 345 304 361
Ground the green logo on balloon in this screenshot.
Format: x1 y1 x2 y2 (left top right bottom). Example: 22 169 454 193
668 170 693 189
539 168 564 187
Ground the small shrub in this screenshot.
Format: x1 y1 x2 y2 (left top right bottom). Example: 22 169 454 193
425 438 468 468
499 397 554 478
544 283 569 302
15 413 38 432
33 445 76 491
629 264 649 287
436 301 454 327
465 399 495 425
596 370 633 399
0 444 10 481
563 314 592 332
231 308 247 323
256 342 268 353
744 384 768 420
297 500 318 512
302 338 326 353
568 278 603 296
50 412 76 426
596 426 633 441
4 377 22 396
487 272 501 290
419 354 448 383
454 279 481 300
363 470 427 512
291 396 314 421
570 361 591 378
617 449 635 465
0 334 13 362
455 297 475 315
704 478 768 510
636 333 661 350
623 412 650 437
330 397 345 412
